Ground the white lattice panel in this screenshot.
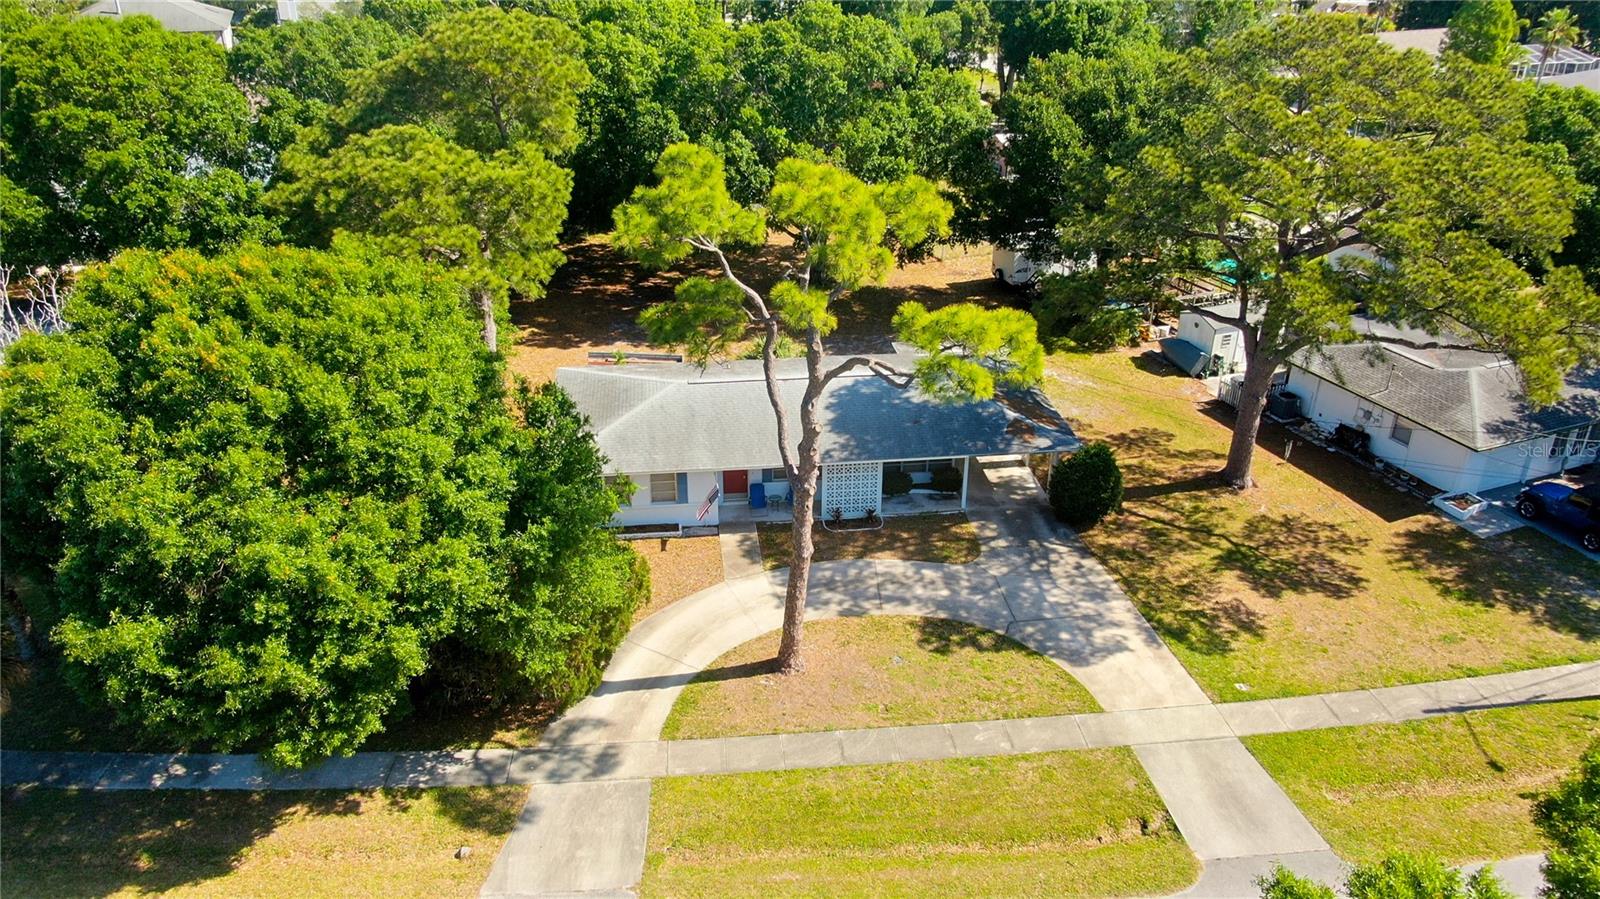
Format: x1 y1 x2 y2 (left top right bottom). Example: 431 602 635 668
820 462 882 520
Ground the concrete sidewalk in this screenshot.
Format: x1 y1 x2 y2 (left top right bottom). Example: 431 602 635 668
8 659 1594 791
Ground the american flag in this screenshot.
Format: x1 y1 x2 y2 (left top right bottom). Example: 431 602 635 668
697 485 721 521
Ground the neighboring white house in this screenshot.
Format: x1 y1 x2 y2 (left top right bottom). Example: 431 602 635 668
557 354 1081 529
80 0 236 48
1282 339 1600 495
1377 28 1600 90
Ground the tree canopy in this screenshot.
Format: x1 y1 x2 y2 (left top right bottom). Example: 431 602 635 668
0 244 643 766
270 125 573 349
336 5 590 157
1527 83 1600 288
271 6 587 349
229 13 414 159
1444 0 1523 66
1 14 268 268
1092 13 1599 487
955 36 1175 253
992 0 1158 91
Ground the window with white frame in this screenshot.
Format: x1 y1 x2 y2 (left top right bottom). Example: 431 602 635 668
1390 416 1414 447
761 467 786 483
649 472 686 504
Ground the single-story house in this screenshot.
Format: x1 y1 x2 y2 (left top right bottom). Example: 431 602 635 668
81 0 236 48
557 354 1081 529
1282 340 1600 495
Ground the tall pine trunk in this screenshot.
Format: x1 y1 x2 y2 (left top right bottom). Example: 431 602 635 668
1219 351 1277 489
774 328 828 673
776 449 819 672
474 288 497 351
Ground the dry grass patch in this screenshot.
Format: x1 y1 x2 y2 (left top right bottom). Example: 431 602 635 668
643 748 1198 897
1246 699 1600 863
757 512 980 571
631 535 725 622
1047 348 1600 700
662 616 1099 740
1 786 524 898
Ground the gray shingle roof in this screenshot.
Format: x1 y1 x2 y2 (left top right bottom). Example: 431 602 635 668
81 0 234 32
1290 343 1600 451
557 354 1081 474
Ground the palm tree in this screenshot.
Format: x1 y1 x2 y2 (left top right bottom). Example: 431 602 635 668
1529 7 1583 84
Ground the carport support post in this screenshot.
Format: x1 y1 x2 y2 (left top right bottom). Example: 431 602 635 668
960 457 969 510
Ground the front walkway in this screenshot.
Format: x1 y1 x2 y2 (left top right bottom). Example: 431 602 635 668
715 504 764 580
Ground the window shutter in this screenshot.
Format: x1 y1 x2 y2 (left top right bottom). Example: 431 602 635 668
677 472 688 503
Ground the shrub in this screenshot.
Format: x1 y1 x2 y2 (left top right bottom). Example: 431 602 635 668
930 465 963 494
1034 272 1143 352
1534 739 1600 899
1048 443 1124 528
1257 855 1511 899
883 469 913 496
1257 866 1334 899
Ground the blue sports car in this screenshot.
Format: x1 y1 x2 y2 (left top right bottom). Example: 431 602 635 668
1515 482 1600 553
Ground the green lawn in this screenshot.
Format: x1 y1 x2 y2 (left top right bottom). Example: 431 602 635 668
757 512 980 571
1245 698 1600 864
1047 349 1600 700
643 748 1199 897
662 616 1100 740
0 786 525 898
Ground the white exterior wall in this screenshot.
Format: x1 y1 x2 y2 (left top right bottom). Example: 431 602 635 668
1178 310 1245 371
611 470 722 528
1459 436 1592 493
1285 368 1474 493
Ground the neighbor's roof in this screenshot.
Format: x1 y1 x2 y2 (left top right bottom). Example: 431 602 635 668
80 0 234 32
1376 28 1448 56
1290 342 1600 451
1520 43 1600 68
1544 67 1600 92
557 354 1081 474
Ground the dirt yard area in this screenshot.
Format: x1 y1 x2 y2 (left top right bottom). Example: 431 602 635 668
757 512 981 571
631 535 725 622
507 238 1018 384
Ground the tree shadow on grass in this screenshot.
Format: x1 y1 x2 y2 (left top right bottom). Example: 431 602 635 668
1096 499 1369 657
1 785 521 897
1391 522 1600 640
426 786 523 836
0 787 358 896
912 617 1030 657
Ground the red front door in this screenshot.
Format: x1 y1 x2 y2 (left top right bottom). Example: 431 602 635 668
723 469 749 496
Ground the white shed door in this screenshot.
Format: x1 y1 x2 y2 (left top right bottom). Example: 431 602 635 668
819 462 882 520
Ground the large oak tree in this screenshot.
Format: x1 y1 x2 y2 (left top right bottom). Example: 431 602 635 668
0 244 644 766
1 14 268 268
1093 14 1599 489
613 144 1043 670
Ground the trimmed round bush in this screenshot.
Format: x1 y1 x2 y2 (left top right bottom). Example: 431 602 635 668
930 465 963 494
883 469 913 496
1048 443 1123 529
